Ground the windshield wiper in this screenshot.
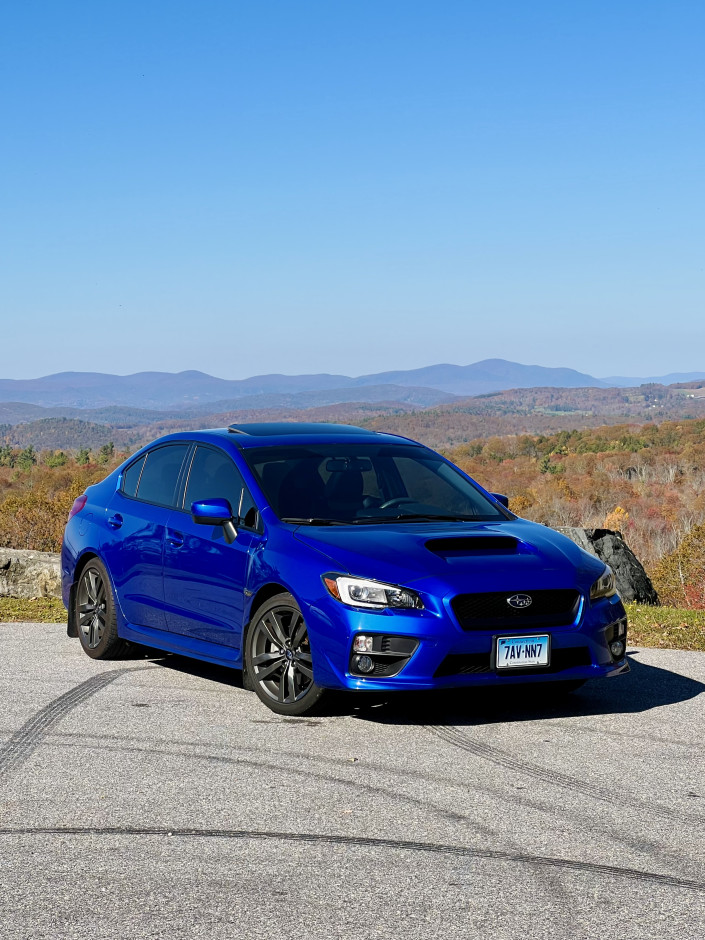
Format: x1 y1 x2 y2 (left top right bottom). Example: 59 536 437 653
351 513 477 525
281 517 347 526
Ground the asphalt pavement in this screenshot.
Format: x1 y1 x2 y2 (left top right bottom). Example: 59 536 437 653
1 622 704 939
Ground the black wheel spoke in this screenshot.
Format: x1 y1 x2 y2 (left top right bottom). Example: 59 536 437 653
253 651 285 666
277 667 287 703
261 615 284 649
270 612 289 647
87 571 100 604
295 660 314 680
286 664 298 702
256 657 286 682
291 615 307 649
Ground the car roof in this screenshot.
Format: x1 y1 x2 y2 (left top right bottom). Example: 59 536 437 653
132 423 421 454
222 422 417 449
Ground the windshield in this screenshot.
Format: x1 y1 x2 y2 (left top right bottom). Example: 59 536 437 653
242 443 508 524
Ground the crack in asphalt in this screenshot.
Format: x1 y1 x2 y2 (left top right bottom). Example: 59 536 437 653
428 725 705 828
0 668 153 783
0 825 702 893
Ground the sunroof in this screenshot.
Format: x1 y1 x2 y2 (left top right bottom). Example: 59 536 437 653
227 422 373 436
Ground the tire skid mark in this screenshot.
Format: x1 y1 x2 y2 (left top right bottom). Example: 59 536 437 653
0 667 151 782
429 725 705 827
1 825 703 893
46 730 698 865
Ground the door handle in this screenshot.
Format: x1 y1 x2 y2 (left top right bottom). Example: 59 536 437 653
166 530 184 548
107 513 123 529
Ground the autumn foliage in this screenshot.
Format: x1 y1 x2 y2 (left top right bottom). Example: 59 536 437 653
1 417 705 607
0 450 122 553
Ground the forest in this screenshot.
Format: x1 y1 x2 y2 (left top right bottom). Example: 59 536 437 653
1 416 704 608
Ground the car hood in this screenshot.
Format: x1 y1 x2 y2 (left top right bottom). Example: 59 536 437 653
293 518 605 595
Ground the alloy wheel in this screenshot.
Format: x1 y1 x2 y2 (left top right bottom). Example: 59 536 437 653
250 605 315 704
77 567 107 650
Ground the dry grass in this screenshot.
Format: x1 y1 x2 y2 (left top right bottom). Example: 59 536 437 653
0 597 65 623
625 602 705 652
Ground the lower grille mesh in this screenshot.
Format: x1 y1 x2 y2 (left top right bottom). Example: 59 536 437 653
434 646 592 678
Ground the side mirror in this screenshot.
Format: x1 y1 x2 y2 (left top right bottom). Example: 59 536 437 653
191 498 238 542
491 493 510 509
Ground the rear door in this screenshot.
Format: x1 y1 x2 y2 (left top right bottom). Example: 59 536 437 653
162 444 262 649
102 443 191 630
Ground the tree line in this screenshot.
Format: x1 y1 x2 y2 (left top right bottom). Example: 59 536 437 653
1 418 705 608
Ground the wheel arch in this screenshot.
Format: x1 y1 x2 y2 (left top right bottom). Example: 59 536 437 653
245 582 292 633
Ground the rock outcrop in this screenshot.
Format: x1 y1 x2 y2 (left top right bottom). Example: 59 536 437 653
0 548 62 599
558 528 659 605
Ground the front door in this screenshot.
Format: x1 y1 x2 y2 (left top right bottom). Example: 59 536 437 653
162 444 262 649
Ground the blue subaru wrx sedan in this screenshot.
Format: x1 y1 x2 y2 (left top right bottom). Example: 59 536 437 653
61 422 629 715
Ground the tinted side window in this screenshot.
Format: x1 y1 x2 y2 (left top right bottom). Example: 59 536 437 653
135 444 189 507
122 455 146 497
184 446 257 523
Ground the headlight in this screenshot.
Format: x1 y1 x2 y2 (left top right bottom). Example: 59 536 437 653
590 566 617 601
323 575 423 610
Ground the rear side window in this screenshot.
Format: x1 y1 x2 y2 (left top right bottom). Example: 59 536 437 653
134 444 189 507
183 445 257 523
122 455 146 497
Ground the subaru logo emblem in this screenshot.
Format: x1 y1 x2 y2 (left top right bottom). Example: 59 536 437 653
507 593 532 609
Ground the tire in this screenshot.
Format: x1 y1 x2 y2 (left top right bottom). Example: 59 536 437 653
74 558 131 660
245 593 325 716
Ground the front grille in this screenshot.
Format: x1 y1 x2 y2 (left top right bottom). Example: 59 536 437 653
434 646 591 678
451 589 580 631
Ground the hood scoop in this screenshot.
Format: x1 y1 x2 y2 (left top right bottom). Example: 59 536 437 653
425 536 519 558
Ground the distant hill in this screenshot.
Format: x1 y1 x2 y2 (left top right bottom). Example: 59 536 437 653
1 417 132 450
353 359 607 395
603 371 705 386
0 371 456 410
0 359 702 411
4 380 704 452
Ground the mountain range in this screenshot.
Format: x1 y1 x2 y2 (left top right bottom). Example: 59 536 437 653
1 359 704 412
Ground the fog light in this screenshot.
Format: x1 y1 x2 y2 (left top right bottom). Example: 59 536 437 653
355 655 375 674
610 640 625 659
353 635 373 653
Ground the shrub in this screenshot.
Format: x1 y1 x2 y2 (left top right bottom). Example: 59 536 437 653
651 524 705 609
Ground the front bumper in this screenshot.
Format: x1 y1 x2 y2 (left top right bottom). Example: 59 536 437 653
305 590 629 692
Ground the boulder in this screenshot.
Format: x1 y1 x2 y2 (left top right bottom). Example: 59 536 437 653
0 548 62 599
558 527 659 605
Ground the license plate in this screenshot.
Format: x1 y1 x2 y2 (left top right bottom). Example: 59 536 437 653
495 634 550 669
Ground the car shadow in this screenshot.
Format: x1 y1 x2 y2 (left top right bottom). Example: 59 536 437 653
140 651 248 689
346 652 705 727
137 649 704 727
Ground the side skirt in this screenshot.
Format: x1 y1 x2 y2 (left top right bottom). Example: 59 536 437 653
119 621 243 671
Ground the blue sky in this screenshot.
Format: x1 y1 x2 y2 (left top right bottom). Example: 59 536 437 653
1 1 703 380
